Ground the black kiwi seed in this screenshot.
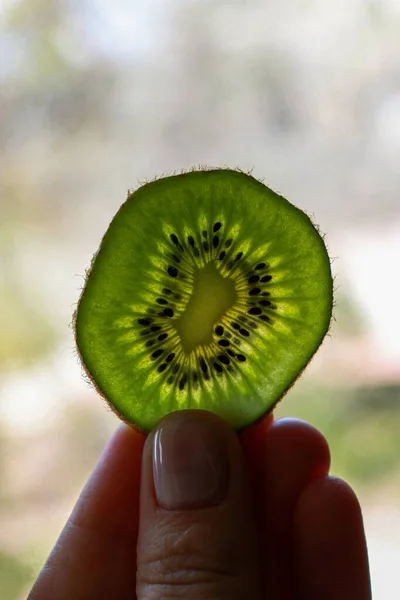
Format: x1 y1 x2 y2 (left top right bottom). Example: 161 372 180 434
225 238 233 247
160 308 174 318
203 241 209 252
162 288 173 295
157 363 168 373
151 349 164 359
236 354 246 362
218 354 230 365
239 328 250 337
248 307 262 316
170 234 184 251
214 362 223 373
158 333 168 341
213 235 219 248
260 275 272 283
156 298 168 305
167 375 174 384
218 339 230 347
231 322 240 330
260 315 272 323
248 275 260 284
259 300 271 307
172 363 180 374
249 287 261 296
218 251 226 260
255 262 266 270
227 349 236 358
215 325 224 336
235 252 243 262
138 318 151 326
167 266 178 277
150 325 161 332
194 247 200 257
213 222 222 232
166 352 175 363
202 230 208 239
188 235 195 246
145 339 155 347
171 254 180 263
200 358 208 373
179 374 187 390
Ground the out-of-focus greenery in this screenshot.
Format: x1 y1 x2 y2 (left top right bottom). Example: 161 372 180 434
331 286 366 337
0 550 33 600
0 276 58 368
277 382 400 486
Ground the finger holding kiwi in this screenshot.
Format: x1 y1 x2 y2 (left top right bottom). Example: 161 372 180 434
74 168 333 432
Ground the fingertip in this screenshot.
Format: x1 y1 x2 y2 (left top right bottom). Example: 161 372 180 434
242 416 331 598
295 475 366 542
241 416 331 482
271 417 331 475
294 475 371 599
113 420 146 448
297 474 362 517
295 475 366 549
137 410 263 598
140 409 247 513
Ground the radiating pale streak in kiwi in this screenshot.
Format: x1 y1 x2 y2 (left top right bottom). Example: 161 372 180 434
114 315 136 328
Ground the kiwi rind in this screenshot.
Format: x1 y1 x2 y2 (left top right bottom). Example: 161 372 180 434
74 167 333 431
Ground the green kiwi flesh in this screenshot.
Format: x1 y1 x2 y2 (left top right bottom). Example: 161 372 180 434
75 169 333 431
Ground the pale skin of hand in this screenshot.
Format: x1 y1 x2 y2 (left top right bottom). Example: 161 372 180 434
29 410 371 600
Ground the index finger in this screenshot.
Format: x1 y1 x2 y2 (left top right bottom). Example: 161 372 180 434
29 423 145 600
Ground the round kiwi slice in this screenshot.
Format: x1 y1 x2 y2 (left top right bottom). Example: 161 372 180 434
75 168 333 431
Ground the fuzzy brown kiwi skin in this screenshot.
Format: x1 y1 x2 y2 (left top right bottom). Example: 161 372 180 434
72 309 149 436
74 166 334 435
72 240 150 435
238 275 335 433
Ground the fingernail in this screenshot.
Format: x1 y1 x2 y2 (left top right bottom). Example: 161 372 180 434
153 412 229 510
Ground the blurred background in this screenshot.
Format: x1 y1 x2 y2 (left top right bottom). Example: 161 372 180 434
1 0 399 598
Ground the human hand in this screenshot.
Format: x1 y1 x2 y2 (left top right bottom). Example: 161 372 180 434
29 411 371 599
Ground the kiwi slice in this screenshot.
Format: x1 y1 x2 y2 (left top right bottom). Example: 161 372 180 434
75 168 333 431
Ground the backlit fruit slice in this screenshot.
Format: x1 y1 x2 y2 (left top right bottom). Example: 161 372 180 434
75 168 333 431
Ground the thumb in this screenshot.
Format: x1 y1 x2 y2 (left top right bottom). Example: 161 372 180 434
136 410 262 600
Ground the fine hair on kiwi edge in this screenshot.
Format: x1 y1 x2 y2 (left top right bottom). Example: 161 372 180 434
73 165 334 434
